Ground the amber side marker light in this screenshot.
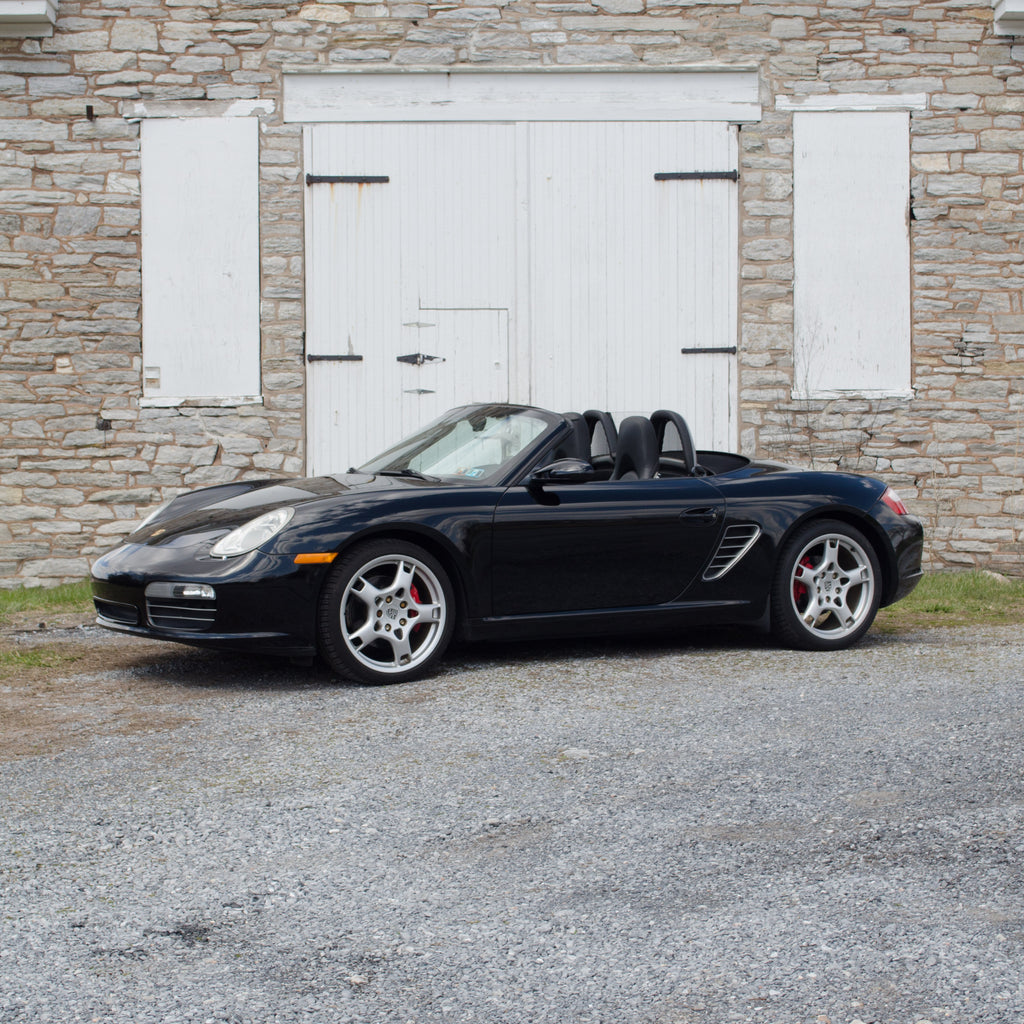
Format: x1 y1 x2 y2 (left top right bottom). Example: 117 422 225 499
294 553 338 564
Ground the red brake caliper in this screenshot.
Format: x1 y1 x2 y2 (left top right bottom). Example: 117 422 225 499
793 556 814 605
409 583 422 632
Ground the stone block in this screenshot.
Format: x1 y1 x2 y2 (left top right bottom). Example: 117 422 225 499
980 129 1024 150
329 47 392 62
108 20 157 52
184 465 245 486
556 44 640 63
54 206 103 236
1 506 57 522
913 133 978 153
0 119 68 142
954 378 1010 400
946 75 1005 95
46 31 110 54
24 487 86 506
962 153 1020 174
926 173 984 196
26 557 92 579
172 56 226 73
742 238 792 261
393 46 458 64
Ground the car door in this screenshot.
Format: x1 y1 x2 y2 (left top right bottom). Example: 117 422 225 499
490 477 726 616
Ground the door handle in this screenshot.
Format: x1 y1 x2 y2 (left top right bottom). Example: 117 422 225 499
682 506 719 524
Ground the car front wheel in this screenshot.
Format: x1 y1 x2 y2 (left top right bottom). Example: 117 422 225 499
318 540 455 684
771 519 881 651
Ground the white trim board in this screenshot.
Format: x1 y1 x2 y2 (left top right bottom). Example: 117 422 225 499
791 390 915 401
0 0 57 36
283 69 762 124
994 0 1024 36
777 93 928 112
140 396 264 409
126 99 275 121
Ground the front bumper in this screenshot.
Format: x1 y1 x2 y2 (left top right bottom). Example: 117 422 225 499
90 543 328 658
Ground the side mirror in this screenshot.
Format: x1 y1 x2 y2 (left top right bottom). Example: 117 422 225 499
529 458 597 487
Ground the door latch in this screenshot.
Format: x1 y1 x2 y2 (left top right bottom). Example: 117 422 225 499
396 353 446 366
682 506 720 524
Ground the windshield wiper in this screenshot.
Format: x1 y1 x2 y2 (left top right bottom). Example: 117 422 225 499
378 468 438 482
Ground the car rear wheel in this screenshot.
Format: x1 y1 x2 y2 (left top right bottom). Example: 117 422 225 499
771 519 881 651
318 540 455 684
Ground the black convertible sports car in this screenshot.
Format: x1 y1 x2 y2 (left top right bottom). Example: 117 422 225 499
91 403 924 684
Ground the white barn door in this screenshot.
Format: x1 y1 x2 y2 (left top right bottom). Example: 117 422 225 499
305 123 517 472
305 119 738 472
528 121 737 440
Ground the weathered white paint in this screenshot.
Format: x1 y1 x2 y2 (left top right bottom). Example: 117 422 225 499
994 0 1024 35
127 99 275 120
527 121 738 443
305 119 738 471
777 93 927 112
140 117 261 401
793 111 911 399
304 123 517 472
0 0 57 36
285 70 761 124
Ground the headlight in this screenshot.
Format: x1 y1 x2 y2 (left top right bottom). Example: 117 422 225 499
210 507 295 558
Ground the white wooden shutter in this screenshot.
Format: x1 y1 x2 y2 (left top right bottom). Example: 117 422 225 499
793 111 911 398
141 117 261 402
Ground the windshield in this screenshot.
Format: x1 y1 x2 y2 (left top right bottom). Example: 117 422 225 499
358 405 557 483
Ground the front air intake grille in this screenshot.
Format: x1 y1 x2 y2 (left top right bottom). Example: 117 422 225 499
145 582 217 632
703 524 762 582
94 598 139 625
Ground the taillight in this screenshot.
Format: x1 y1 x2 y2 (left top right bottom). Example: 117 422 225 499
880 487 908 516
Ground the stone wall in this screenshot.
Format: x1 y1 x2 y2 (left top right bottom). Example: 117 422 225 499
1 0 1022 586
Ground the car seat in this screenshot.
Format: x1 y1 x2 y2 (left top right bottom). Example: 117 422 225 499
610 416 659 481
650 409 697 475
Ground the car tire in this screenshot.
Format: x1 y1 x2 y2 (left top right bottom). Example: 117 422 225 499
771 518 881 651
318 539 456 685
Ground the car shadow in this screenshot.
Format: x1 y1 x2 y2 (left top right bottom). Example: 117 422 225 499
119 624 775 692
116 621 904 694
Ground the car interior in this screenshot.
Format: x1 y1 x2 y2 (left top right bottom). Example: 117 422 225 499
550 409 747 481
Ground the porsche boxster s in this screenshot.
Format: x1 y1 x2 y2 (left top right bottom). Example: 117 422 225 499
91 403 924 684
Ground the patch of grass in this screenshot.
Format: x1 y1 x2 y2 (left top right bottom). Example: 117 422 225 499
876 570 1024 632
0 648 76 671
0 645 83 682
0 580 93 625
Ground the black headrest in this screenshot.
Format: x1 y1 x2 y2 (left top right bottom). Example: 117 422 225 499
583 409 617 458
650 409 696 473
610 416 659 481
558 413 591 462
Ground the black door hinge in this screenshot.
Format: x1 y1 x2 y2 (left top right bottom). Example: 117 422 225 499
305 174 390 185
396 353 445 366
655 171 739 182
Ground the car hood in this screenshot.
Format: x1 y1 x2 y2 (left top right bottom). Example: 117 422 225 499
129 473 440 547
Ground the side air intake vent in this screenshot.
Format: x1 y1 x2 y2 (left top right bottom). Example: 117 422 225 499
94 598 139 625
703 524 762 581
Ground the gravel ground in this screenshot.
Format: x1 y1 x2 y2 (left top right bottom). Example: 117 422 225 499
1 624 1023 1024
